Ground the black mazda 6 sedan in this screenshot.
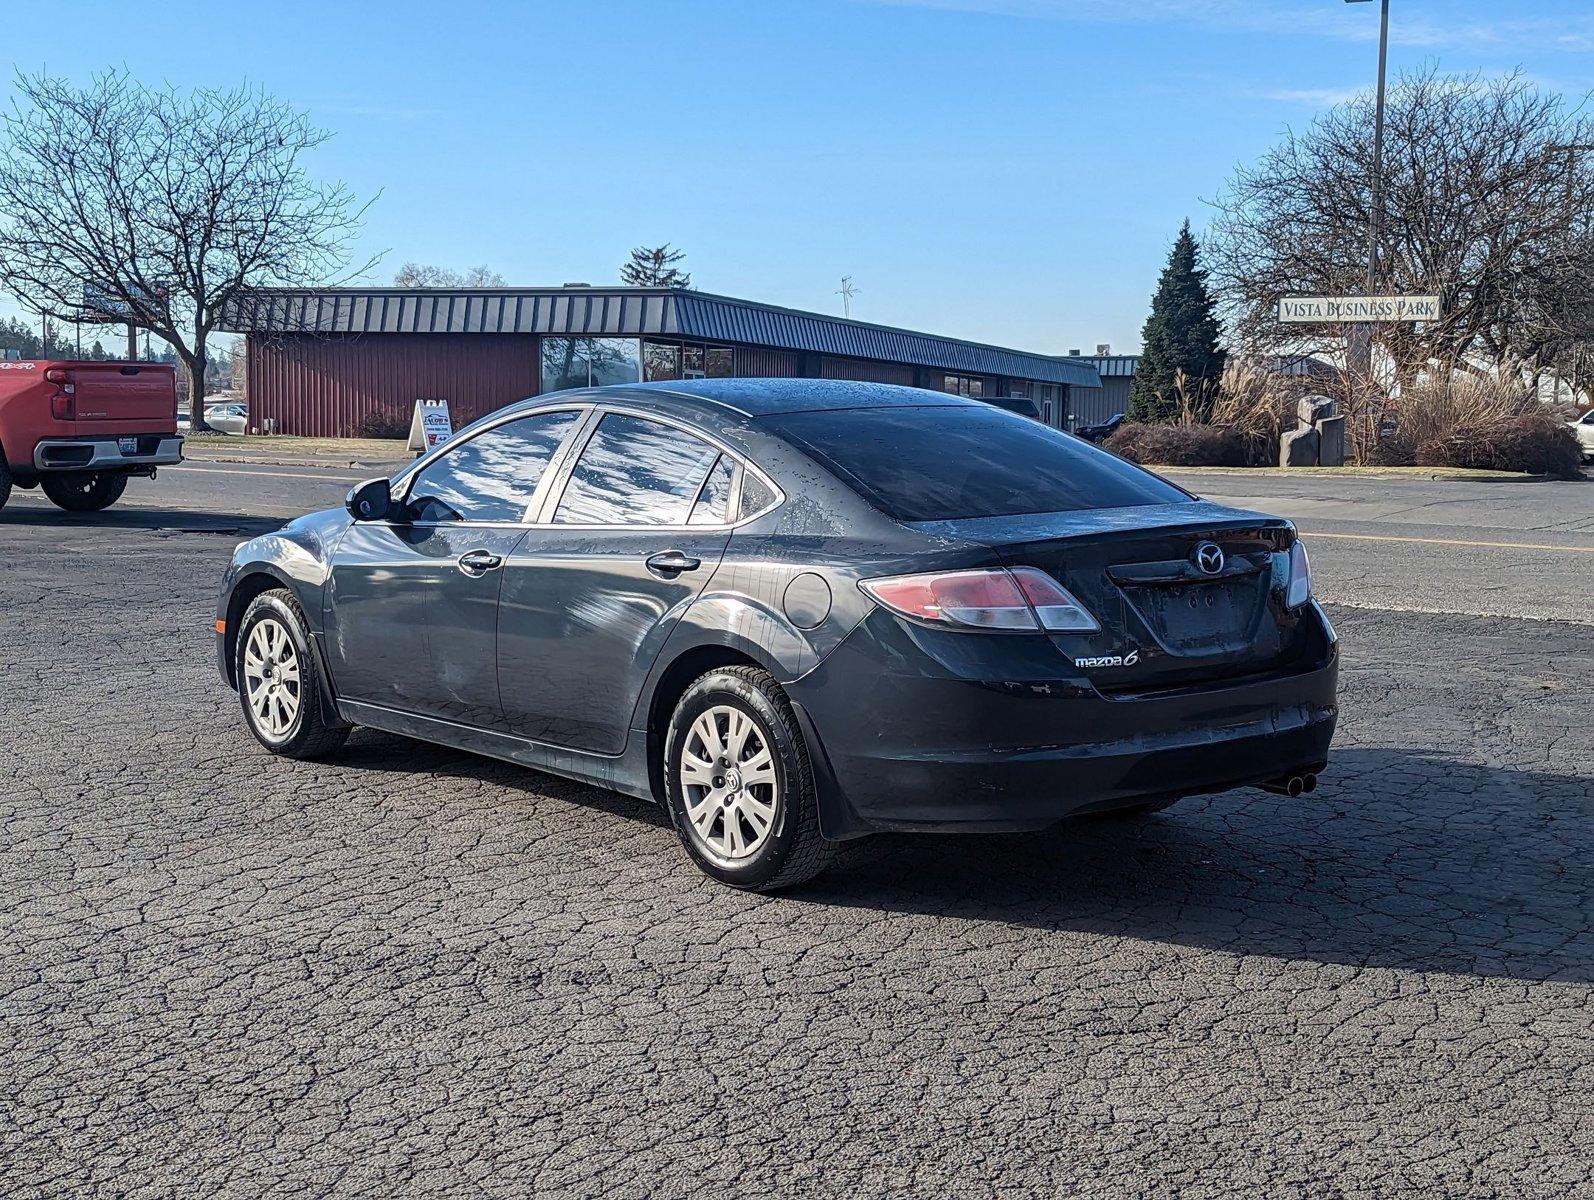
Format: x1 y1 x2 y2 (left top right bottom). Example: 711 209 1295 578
216 380 1337 890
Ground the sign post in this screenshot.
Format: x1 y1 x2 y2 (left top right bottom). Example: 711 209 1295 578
407 399 454 454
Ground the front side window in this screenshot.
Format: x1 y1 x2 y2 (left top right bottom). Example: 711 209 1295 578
555 413 722 525
406 409 581 523
540 337 642 393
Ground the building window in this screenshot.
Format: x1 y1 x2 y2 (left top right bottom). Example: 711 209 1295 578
643 341 681 382
643 341 733 382
1008 380 1031 399
942 373 984 398
540 337 642 393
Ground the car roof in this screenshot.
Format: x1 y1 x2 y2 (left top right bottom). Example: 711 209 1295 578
580 378 982 418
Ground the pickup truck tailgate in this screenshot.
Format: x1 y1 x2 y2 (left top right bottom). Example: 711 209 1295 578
70 363 175 430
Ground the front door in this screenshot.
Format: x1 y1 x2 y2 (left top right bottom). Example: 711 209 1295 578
497 412 737 754
324 407 585 726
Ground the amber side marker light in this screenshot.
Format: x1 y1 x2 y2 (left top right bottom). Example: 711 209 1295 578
214 619 226 634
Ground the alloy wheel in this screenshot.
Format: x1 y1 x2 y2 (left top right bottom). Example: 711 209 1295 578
678 703 780 864
242 617 302 738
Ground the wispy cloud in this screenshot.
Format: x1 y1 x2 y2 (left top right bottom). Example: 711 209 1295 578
1244 85 1366 108
865 1 1594 55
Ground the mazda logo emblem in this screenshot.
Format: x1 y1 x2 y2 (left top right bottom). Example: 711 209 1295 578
1193 542 1225 574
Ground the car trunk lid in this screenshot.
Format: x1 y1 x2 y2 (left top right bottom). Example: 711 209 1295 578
909 501 1306 690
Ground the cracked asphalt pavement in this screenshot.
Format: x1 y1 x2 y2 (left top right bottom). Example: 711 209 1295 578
2 467 1591 1197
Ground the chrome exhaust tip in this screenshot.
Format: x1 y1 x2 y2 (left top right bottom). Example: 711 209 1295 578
1261 773 1309 798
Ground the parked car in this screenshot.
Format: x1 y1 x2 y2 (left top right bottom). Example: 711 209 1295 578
215 380 1337 890
1571 408 1594 462
1076 412 1126 444
0 359 182 513
204 402 249 436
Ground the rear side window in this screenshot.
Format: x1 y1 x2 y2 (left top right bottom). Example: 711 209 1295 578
767 405 1189 521
688 455 735 525
407 409 580 523
555 413 722 526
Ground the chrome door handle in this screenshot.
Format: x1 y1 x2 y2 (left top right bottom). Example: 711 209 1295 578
457 549 504 577
645 549 701 576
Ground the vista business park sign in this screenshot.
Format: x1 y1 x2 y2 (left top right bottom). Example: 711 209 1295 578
1277 295 1441 323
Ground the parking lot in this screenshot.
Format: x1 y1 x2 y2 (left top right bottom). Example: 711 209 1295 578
3 462 1591 1197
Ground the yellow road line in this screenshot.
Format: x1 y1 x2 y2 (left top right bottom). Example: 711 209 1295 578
1305 530 1594 554
172 464 368 482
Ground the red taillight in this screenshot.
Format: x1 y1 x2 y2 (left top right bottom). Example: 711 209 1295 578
860 567 1100 633
46 367 75 419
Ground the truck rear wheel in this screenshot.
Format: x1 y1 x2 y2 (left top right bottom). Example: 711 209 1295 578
40 471 128 513
0 455 11 512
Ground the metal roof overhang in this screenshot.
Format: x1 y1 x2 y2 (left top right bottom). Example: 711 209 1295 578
218 288 1101 388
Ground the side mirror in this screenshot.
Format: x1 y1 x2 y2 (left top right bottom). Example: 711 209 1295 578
346 477 393 522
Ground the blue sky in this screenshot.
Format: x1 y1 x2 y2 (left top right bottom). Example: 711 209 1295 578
2 0 1591 354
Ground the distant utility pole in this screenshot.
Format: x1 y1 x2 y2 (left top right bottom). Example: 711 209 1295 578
836 275 858 319
1345 0 1391 384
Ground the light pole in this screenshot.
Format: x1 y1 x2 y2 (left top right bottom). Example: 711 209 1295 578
1345 0 1390 385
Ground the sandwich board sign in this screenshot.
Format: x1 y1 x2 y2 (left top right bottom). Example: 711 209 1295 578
1277 295 1441 323
407 399 454 453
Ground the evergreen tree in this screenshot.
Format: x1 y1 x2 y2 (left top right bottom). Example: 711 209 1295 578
620 244 691 288
1129 221 1226 423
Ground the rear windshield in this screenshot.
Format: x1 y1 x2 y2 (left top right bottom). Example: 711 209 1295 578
767 405 1190 521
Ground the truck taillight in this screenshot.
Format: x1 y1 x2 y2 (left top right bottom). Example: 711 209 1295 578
51 392 75 420
44 368 68 383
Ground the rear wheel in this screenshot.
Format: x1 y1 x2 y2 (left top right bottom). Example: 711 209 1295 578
663 666 836 891
40 471 128 513
0 454 11 512
235 589 349 759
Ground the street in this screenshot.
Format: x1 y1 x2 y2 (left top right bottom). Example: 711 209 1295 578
2 461 1591 1197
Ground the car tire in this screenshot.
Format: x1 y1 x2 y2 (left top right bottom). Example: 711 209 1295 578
235 588 350 760
40 471 128 513
0 452 11 512
663 665 837 891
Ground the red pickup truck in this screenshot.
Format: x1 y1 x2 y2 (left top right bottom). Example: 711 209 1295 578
0 359 183 513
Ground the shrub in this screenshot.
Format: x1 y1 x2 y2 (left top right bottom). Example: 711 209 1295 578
1415 410 1583 478
1204 360 1324 464
353 407 409 440
1104 422 1252 467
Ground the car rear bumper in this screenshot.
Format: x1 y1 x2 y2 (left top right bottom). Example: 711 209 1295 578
33 435 184 472
788 605 1339 836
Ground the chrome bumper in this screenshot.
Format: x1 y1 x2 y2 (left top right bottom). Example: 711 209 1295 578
33 435 185 472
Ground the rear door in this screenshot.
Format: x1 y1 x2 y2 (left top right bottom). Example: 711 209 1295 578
495 410 736 754
325 407 585 726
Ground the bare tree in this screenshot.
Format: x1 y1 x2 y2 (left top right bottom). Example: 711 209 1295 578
0 70 372 430
1208 69 1594 390
621 244 691 288
393 263 505 287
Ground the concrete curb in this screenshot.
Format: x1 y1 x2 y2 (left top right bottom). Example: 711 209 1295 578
1157 465 1560 483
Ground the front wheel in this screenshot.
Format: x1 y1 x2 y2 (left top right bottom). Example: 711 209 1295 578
40 471 128 512
663 666 837 891
235 589 349 759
